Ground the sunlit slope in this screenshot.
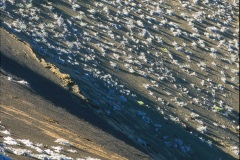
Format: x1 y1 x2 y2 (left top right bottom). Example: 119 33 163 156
0 28 151 160
1 0 239 159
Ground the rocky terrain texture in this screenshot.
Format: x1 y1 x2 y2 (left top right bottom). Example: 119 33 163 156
1 28 150 160
0 0 239 159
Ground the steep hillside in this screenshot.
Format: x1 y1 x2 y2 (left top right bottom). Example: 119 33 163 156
0 28 150 160
1 0 239 159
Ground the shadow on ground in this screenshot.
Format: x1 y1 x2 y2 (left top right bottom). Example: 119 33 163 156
0 52 151 159
0 51 237 160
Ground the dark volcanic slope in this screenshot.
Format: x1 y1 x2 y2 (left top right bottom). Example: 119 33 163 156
0 0 239 159
0 28 150 160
